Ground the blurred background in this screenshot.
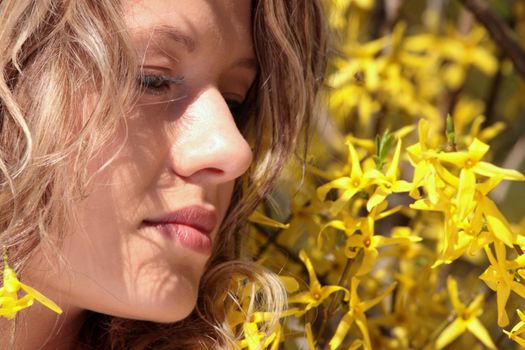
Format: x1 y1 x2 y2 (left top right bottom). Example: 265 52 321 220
240 1 525 349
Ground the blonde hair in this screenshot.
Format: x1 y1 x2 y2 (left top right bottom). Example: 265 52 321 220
0 0 327 348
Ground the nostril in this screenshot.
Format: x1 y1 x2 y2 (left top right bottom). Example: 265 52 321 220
171 167 224 179
205 168 224 176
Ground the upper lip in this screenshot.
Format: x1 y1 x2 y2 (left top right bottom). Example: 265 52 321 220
143 205 218 235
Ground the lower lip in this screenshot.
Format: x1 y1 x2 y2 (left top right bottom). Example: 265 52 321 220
148 223 213 255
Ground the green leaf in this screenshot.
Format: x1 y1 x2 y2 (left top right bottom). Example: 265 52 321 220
374 129 394 170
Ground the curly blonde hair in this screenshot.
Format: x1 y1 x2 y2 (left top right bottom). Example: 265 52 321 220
0 0 327 348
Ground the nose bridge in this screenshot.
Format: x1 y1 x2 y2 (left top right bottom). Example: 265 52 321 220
168 87 253 183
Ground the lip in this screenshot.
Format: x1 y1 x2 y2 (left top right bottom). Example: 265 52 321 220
143 206 218 255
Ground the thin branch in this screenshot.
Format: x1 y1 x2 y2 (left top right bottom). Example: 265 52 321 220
458 0 525 79
484 52 504 125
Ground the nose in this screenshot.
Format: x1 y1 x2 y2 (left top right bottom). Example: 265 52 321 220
167 87 253 184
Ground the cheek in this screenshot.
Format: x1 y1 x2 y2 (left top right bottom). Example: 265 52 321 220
34 101 243 321
216 181 236 222
74 132 146 233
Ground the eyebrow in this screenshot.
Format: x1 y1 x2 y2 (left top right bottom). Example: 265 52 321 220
151 24 257 72
152 25 197 53
234 57 258 72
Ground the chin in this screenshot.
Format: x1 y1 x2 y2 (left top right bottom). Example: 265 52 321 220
103 291 199 323
135 277 200 323
86 274 201 323
147 292 199 323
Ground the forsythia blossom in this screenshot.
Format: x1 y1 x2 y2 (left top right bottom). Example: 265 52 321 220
0 247 62 319
239 1 525 348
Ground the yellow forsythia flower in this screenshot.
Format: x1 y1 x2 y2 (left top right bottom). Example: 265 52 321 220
480 242 525 327
503 309 525 347
0 246 62 319
287 250 349 312
435 276 495 349
329 277 397 350
317 141 372 215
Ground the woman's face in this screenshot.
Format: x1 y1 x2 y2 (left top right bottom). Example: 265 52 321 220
32 0 255 322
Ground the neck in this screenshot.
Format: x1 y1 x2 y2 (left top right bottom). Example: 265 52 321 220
0 303 86 350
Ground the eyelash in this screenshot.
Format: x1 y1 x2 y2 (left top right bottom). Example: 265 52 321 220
137 72 250 125
226 100 249 126
137 73 184 95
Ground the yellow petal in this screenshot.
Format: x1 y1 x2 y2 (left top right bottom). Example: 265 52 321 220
317 177 351 201
355 0 374 10
318 220 347 247
444 63 465 89
375 203 402 220
478 121 505 142
468 138 490 162
496 283 511 327
483 245 498 267
435 318 466 349
0 294 34 320
386 139 402 179
511 281 525 299
262 330 278 349
347 141 364 178
348 339 364 350
393 125 416 139
287 293 318 309
436 151 470 167
510 319 525 334
305 322 316 350
243 322 262 350
425 166 440 204
518 309 525 323
418 118 429 150
434 162 459 188
19 283 62 315
467 317 496 349
355 316 372 350
362 282 397 311
474 161 525 181
356 248 378 276
477 176 503 195
279 276 299 294
456 168 476 221
331 188 359 215
319 285 349 302
298 250 322 294
3 266 22 294
248 211 290 229
504 330 525 347
268 325 281 350
391 180 412 193
465 294 484 316
410 198 434 211
323 220 347 232
345 237 362 258
329 312 354 350
446 276 464 313
481 197 516 246
471 47 498 75
366 188 389 212
349 277 361 307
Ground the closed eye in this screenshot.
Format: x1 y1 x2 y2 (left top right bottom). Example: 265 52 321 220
137 73 184 95
225 99 250 128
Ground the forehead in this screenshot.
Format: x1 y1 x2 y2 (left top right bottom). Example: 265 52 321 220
122 0 253 57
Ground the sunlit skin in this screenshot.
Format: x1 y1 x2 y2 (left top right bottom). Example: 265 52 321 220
0 0 255 348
